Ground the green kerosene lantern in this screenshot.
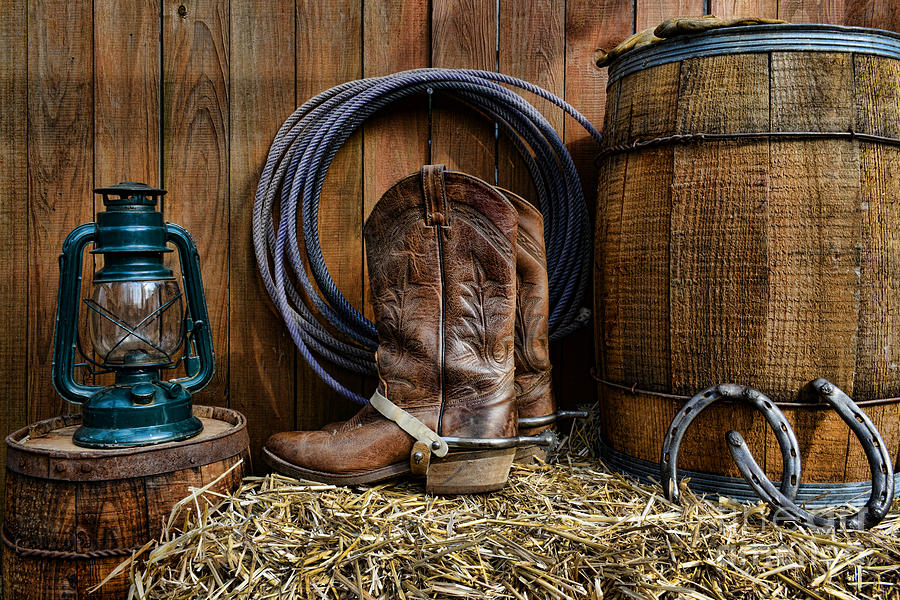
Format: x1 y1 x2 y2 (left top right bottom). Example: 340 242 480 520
52 182 214 448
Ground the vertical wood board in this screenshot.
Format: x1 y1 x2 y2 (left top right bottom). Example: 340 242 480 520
294 0 364 430
27 0 94 423
162 0 230 407
431 0 497 182
0 0 28 520
229 0 296 472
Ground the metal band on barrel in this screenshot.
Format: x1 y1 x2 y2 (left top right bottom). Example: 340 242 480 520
598 130 900 160
598 437 900 508
607 24 900 86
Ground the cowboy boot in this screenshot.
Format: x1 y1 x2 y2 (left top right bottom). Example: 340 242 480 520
499 189 556 459
264 165 526 493
317 183 559 457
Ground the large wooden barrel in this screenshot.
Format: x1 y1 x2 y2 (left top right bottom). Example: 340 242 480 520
595 24 900 504
3 405 249 599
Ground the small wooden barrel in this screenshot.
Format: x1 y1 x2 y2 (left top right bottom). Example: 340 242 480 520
595 24 900 504
3 405 249 599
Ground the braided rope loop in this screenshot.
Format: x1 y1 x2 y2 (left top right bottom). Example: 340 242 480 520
253 68 601 403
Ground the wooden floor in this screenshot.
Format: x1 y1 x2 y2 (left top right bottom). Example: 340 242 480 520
0 0 897 515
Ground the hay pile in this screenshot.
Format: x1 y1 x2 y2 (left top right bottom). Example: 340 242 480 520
108 419 900 599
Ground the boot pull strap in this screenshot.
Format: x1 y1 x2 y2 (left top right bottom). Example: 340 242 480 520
421 164 451 227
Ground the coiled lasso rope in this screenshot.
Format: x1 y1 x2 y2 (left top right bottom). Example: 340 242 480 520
253 68 601 404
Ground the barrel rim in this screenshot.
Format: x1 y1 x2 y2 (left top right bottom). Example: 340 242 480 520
607 23 900 87
5 405 249 481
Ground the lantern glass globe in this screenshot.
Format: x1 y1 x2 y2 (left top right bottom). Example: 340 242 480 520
87 279 184 367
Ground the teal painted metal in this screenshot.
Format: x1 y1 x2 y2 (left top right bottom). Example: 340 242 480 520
51 183 215 448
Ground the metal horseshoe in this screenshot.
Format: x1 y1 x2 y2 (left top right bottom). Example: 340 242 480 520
729 378 894 530
661 383 802 505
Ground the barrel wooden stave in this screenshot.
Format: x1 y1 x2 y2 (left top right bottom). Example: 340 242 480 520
3 406 248 598
597 41 900 484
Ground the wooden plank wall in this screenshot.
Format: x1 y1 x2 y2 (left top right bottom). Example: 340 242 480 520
0 0 898 508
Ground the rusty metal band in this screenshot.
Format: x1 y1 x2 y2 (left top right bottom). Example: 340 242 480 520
598 130 900 159
592 373 900 409
597 436 900 508
1 527 141 560
606 24 900 86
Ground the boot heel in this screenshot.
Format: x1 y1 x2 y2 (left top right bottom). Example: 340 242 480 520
425 448 516 494
513 444 548 464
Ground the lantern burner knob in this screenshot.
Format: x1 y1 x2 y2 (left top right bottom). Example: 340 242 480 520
130 383 156 405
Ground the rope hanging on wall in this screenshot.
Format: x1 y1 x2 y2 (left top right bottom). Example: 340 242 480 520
253 68 601 404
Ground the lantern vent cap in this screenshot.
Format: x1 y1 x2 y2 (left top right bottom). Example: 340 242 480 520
94 182 167 209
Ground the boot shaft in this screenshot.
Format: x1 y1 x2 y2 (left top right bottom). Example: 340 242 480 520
502 189 556 434
365 166 518 439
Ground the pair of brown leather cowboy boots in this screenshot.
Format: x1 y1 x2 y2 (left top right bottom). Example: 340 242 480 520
264 165 558 494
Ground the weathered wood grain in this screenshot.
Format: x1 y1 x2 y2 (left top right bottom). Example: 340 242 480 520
604 62 679 392
618 62 681 145
764 52 858 400
27 0 94 423
764 51 860 479
295 0 364 430
162 0 230 407
229 0 296 471
362 0 430 331
844 0 900 28
94 0 160 187
710 0 778 18
595 151 627 387
671 54 770 476
566 0 632 191
363 0 430 207
846 55 900 478
637 0 705 30
0 0 28 522
75 479 149 551
497 0 564 201
778 0 846 22
671 54 770 385
431 0 497 182
566 0 632 411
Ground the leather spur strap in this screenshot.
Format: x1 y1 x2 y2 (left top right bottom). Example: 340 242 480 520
369 389 449 457
421 164 451 227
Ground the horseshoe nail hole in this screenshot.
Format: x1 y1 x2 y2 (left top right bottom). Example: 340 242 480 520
763 400 772 409
790 448 797 457
752 474 760 484
881 491 888 502
872 437 879 448
670 427 678 437
684 407 692 414
781 423 788 432
664 452 670 463
790 475 797 486
882 463 888 475
855 413 864 423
